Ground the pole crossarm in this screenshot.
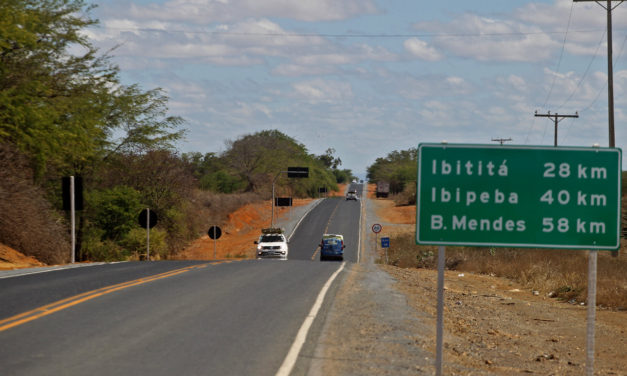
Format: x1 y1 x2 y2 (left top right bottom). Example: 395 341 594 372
491 138 512 145
573 0 624 10
534 111 579 147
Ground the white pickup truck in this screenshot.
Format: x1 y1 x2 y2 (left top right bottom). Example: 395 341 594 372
255 228 289 259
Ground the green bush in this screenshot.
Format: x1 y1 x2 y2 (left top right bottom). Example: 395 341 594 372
81 227 131 261
122 227 168 260
87 186 143 240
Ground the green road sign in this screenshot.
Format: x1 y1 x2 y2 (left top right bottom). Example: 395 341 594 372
416 144 622 250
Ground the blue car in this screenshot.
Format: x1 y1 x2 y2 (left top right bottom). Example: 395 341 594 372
320 234 345 261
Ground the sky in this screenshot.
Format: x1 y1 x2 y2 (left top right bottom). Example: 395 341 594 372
85 0 627 176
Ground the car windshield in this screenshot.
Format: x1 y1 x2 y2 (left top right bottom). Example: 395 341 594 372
260 235 283 242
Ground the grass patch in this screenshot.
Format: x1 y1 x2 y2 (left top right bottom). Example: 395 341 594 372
384 233 627 310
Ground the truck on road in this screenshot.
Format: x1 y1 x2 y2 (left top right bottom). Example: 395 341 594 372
376 181 390 198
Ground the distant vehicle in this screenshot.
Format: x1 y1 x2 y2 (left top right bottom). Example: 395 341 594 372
346 190 359 201
360 179 364 184
255 228 288 259
352 179 357 183
320 234 344 261
376 181 390 198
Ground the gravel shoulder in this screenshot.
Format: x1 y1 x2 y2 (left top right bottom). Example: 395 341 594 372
307 186 627 375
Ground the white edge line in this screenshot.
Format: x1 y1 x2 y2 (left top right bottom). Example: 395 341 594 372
287 199 323 242
358 189 363 264
0 262 116 280
276 262 346 376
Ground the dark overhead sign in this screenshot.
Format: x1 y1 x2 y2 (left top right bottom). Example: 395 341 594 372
275 197 293 207
287 167 309 178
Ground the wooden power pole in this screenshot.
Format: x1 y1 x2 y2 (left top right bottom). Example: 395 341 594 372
573 0 623 149
534 111 579 146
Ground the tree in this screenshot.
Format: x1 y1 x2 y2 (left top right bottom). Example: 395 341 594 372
0 0 184 178
317 148 342 169
367 148 417 194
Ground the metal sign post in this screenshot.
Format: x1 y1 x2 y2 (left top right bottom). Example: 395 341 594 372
586 250 598 376
208 226 222 259
381 237 390 264
146 208 150 261
138 209 158 261
372 224 382 261
70 176 75 264
435 245 445 376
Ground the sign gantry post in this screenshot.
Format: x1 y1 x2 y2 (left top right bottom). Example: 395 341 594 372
416 143 622 376
138 209 158 261
271 167 308 227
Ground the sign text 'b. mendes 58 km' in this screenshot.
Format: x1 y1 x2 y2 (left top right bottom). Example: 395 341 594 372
416 144 622 250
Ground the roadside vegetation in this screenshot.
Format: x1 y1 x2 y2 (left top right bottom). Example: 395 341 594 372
370 152 627 310
382 234 627 309
367 148 417 205
0 0 355 263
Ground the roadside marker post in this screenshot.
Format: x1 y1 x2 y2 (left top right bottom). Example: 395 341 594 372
372 224 382 260
208 225 222 259
381 237 390 264
416 143 622 376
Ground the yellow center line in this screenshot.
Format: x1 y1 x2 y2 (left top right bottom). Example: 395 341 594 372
0 263 210 332
311 246 321 261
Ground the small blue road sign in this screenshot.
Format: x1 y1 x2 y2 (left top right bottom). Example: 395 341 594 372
381 237 390 248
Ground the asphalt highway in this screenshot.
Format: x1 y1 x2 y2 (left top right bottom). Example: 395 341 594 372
0 183 364 376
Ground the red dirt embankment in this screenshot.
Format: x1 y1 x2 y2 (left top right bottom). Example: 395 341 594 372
0 244 45 270
175 198 314 260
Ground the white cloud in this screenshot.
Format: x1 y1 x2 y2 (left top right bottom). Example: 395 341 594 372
415 14 557 62
403 38 443 61
118 0 379 23
292 79 353 103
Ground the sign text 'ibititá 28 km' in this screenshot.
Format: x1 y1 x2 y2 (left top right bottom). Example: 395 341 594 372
416 144 622 250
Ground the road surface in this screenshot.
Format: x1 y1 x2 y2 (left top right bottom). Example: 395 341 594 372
0 184 364 376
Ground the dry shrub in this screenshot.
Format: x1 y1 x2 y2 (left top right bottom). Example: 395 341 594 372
392 183 416 206
191 190 261 226
387 233 627 309
0 144 69 264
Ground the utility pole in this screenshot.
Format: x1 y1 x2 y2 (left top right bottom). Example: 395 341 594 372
573 0 623 148
491 138 512 145
534 111 579 146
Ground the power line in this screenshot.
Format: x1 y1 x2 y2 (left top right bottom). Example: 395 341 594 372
541 2 575 109
556 29 606 111
93 24 616 39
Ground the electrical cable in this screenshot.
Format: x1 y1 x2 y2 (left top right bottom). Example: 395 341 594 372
541 2 575 110
556 29 606 111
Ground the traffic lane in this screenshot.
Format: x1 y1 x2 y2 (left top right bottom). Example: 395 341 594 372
325 197 361 263
0 260 209 320
288 198 342 261
0 260 344 376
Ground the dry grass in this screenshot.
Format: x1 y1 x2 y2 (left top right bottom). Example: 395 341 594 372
0 144 69 264
385 233 627 310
